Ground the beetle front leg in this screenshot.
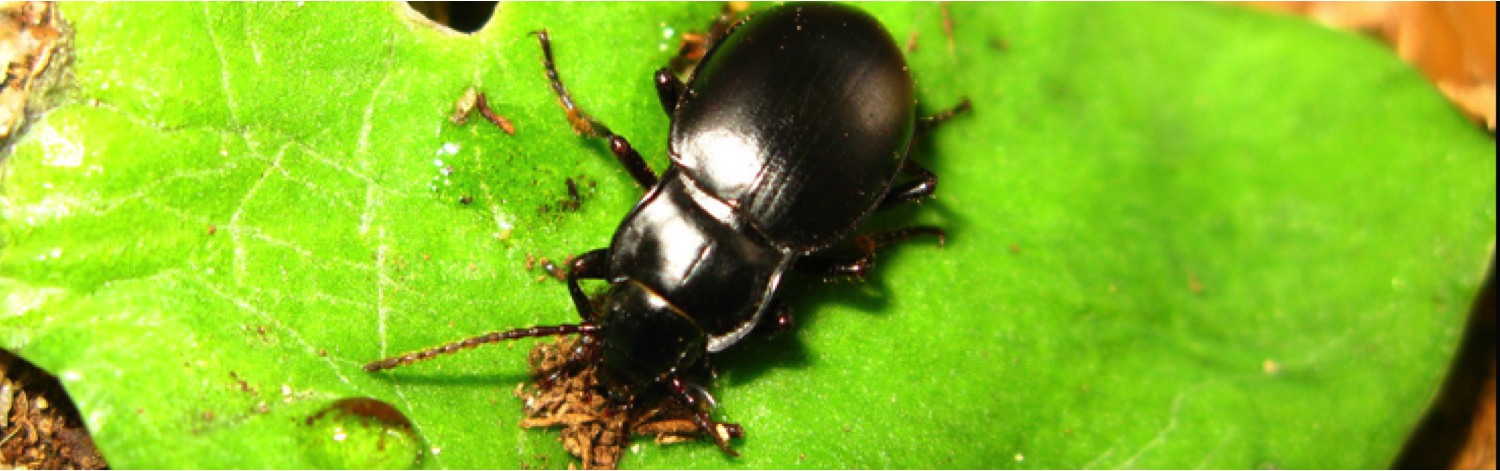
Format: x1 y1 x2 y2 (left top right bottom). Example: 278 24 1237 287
532 29 659 189
667 376 743 457
566 248 611 323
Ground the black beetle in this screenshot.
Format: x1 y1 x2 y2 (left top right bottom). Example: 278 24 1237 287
366 2 969 455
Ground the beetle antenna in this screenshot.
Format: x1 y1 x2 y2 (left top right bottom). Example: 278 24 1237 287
364 324 600 372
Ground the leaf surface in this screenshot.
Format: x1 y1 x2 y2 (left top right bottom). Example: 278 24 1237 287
0 2 1493 469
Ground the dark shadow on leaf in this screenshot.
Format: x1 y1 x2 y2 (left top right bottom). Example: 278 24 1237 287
713 107 970 386
715 204 960 388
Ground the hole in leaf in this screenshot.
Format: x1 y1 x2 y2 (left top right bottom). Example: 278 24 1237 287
405 1 497 34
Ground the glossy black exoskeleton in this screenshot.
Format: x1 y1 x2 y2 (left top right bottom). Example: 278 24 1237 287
366 2 969 455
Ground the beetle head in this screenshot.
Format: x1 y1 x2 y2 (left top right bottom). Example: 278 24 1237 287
593 280 706 403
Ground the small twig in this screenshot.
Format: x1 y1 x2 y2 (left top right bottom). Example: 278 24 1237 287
476 92 516 135
634 419 699 435
520 413 603 428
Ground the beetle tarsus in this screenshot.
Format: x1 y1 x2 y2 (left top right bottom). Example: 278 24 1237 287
533 29 660 189
530 29 604 137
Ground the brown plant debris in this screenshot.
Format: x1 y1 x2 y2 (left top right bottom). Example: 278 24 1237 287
475 92 516 135
0 350 107 469
0 1 64 146
448 87 479 124
514 336 740 470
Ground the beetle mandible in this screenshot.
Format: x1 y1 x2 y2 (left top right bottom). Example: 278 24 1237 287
366 2 970 455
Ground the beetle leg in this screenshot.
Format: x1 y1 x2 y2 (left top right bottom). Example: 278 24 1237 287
653 68 685 115
700 354 722 380
566 248 611 323
915 97 972 135
532 29 660 189
854 226 947 250
876 159 939 210
531 29 610 138
795 253 872 278
668 376 741 457
681 379 720 411
880 98 970 209
606 136 659 189
796 227 946 280
668 2 750 76
750 303 795 337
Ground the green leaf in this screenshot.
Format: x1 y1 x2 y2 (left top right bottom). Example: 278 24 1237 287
1 2 1492 469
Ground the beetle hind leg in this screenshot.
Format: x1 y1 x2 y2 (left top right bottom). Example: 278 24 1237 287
916 97 972 135
531 29 659 189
